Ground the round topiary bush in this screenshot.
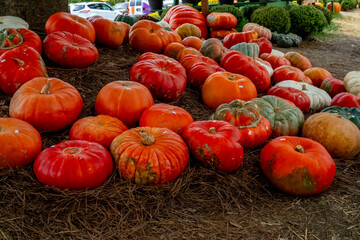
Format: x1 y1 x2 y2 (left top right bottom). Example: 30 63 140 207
209 4 244 31
240 4 261 20
341 0 357 11
251 6 291 33
313 5 332 24
289 5 327 37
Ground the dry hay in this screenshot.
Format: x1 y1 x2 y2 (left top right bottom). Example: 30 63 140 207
1 13 360 239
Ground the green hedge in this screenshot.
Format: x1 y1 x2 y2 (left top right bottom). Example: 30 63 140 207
251 6 291 33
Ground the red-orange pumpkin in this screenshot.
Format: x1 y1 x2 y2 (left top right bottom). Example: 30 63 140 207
180 54 219 73
284 52 312 71
320 78 346 98
95 81 154 127
0 46 47 96
70 115 128 149
267 86 311 112
45 12 96 43
43 31 99 68
139 103 193 134
272 65 313 85
137 52 177 63
164 42 202 62
206 12 237 30
182 120 244 173
303 67 333 87
223 31 258 49
260 136 336 196
0 118 42 169
327 2 341 13
9 77 83 132
110 127 189 184
188 62 225 88
202 71 257 110
260 53 291 69
90 18 127 48
210 29 237 40
182 36 204 50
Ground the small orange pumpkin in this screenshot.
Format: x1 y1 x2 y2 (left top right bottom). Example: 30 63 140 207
182 36 204 50
175 23 202 39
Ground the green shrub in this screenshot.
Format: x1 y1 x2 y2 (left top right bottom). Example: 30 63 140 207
250 6 291 33
240 4 261 20
209 5 244 32
313 5 332 24
289 5 327 36
284 2 301 11
341 0 357 11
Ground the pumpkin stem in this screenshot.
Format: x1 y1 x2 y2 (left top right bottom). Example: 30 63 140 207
295 145 305 153
209 127 216 134
40 82 51 94
138 129 155 146
273 107 280 113
11 58 25 66
0 126 5 132
121 82 131 87
63 147 82 155
302 84 307 91
228 75 236 81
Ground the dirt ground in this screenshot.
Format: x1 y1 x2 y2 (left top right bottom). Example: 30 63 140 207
1 9 360 240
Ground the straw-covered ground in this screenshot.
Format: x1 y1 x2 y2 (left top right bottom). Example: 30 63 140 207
1 9 360 240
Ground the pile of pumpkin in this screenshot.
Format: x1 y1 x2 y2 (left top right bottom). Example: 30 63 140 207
0 5 359 197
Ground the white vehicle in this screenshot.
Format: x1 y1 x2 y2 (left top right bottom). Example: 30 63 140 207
128 0 151 15
113 2 129 15
69 2 118 20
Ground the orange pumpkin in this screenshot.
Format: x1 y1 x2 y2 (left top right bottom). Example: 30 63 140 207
139 103 193 134
129 20 171 53
327 2 341 13
303 67 333 87
202 72 257 110
91 18 126 48
284 52 312 71
180 54 220 73
242 23 272 40
9 77 83 133
45 12 96 43
223 31 258 49
163 42 202 62
110 127 189 185
182 36 204 50
95 81 154 127
175 23 202 39
210 29 237 40
206 12 237 30
0 118 42 169
70 115 128 149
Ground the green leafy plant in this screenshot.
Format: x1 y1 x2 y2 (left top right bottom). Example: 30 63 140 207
313 5 332 24
240 4 261 20
250 6 291 33
289 5 327 36
341 0 357 11
209 4 244 31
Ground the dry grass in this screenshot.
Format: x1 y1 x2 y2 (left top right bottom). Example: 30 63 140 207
332 8 360 37
1 10 360 239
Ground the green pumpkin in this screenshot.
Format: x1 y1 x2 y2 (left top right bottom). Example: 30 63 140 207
230 42 260 59
249 95 304 137
276 33 302 48
271 32 279 44
321 106 360 130
114 15 139 26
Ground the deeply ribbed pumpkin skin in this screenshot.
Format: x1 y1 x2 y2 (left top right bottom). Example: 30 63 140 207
260 136 336 196
302 112 360 159
110 127 189 185
206 12 237 30
175 23 202 39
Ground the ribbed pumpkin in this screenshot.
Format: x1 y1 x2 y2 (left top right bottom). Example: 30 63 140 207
139 103 194 134
267 86 311 112
230 42 260 59
303 67 333 88
302 112 360 158
175 23 202 39
188 62 225 89
321 106 360 130
242 23 271 40
202 72 257 110
210 29 237 40
272 65 313 85
182 36 204 50
249 95 304 137
260 53 291 69
163 42 202 62
344 71 360 96
330 92 360 109
320 78 346 98
260 136 336 196
199 38 228 64
114 14 139 26
211 100 271 148
180 54 219 73
0 118 42 169
110 127 189 185
284 52 312 71
206 12 237 30
182 120 244 173
223 31 258 49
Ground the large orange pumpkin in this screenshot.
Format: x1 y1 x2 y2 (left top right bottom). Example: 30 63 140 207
0 118 42 169
110 127 189 185
70 115 128 149
90 18 127 48
206 12 237 30
129 20 171 53
95 81 154 127
45 12 96 43
139 103 193 134
9 77 83 132
202 72 257 110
